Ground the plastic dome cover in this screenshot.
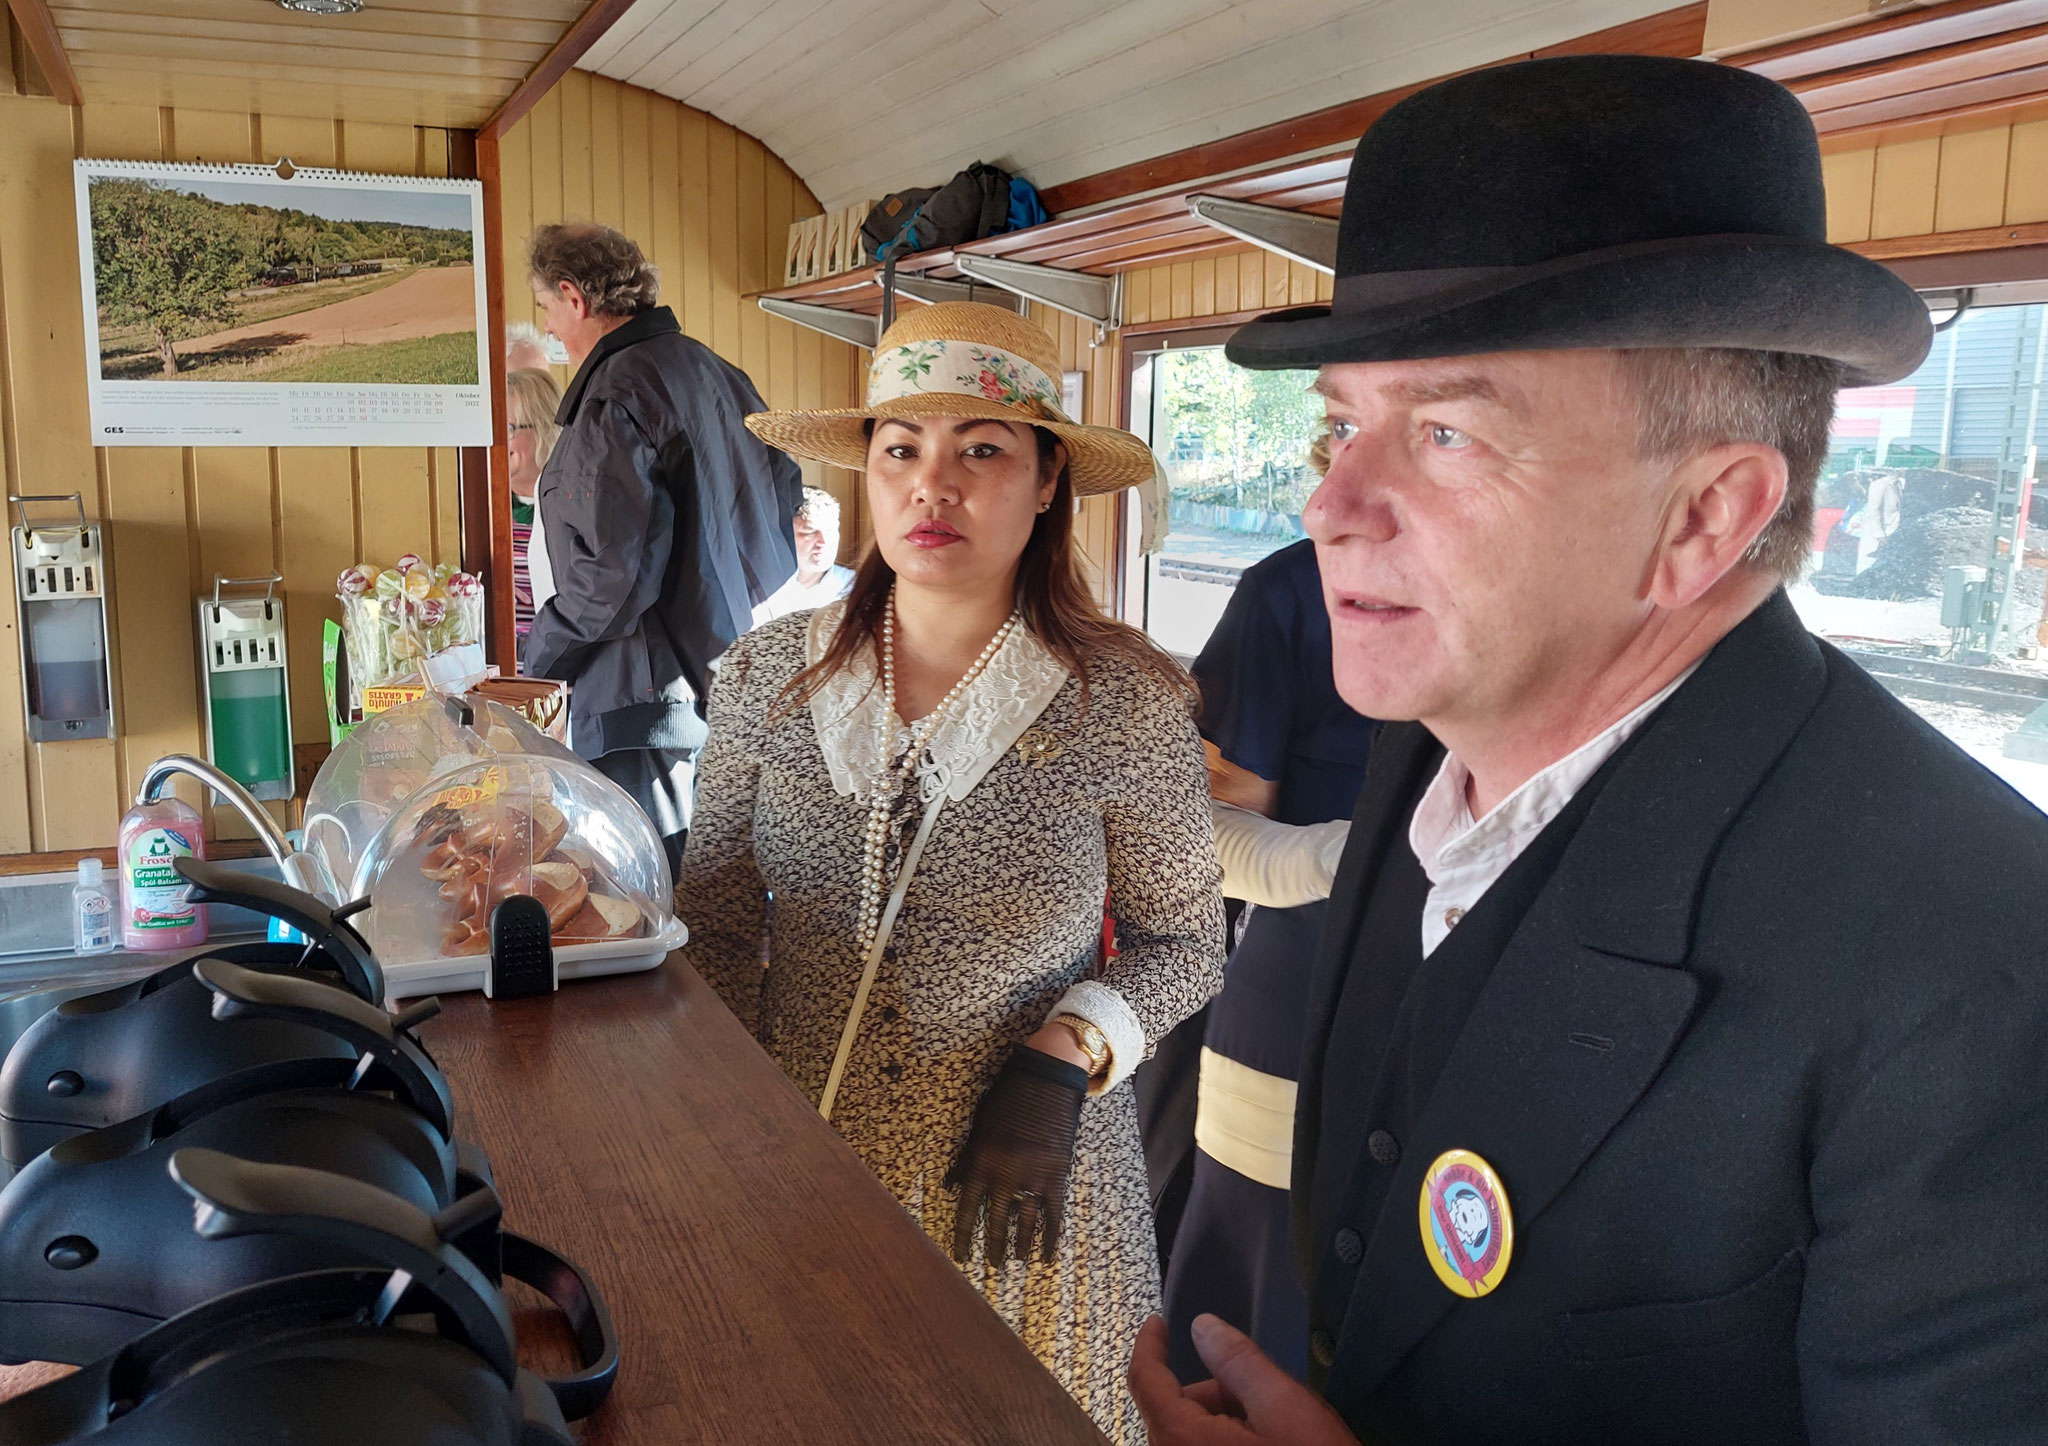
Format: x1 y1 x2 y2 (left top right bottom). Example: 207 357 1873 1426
304 694 576 899
352 754 674 964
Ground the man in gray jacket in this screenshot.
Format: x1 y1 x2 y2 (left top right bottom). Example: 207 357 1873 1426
524 223 801 875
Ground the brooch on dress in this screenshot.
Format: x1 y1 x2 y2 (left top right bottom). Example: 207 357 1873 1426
1016 728 1064 768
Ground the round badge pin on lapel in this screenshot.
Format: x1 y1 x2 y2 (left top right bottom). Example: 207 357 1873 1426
1419 1149 1514 1298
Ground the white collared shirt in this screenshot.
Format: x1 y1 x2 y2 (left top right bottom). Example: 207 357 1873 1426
1408 666 1698 957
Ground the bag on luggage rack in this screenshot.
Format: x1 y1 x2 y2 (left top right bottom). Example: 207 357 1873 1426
862 161 1021 263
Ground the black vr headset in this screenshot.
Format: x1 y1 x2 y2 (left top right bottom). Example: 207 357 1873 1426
0 1149 611 1445
0 860 617 1438
1 858 401 1174
0 961 475 1365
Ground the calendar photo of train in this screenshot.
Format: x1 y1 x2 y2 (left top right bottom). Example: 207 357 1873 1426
81 171 482 385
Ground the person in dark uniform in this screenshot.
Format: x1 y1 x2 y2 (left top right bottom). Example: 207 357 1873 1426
523 223 802 876
1131 56 2048 1445
1162 537 1375 1382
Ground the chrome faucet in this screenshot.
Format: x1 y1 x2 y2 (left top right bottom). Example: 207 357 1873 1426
137 754 292 868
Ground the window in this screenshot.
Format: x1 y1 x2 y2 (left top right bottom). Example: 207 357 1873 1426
1124 336 1324 659
1790 297 2048 811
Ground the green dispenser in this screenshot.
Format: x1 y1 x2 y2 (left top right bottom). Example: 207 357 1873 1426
198 574 295 802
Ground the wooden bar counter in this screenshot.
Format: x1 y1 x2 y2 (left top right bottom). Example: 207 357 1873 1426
0 957 1110 1444
433 955 1108 1442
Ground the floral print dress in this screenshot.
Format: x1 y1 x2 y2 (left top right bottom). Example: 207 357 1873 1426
677 606 1226 1444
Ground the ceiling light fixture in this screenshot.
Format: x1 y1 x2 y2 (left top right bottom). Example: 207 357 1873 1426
276 0 365 13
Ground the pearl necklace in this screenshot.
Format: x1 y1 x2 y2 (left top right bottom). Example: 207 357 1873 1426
856 592 1021 955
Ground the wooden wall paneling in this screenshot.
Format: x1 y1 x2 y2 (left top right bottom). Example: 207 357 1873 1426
421 128 453 179
0 97 47 849
1870 133 1942 237
432 447 461 566
1190 256 1215 319
1213 249 1239 314
1934 123 2012 233
705 119 739 364
276 446 353 755
526 82 563 238
676 103 711 343
1315 269 1335 303
763 165 796 420
1238 251 1262 316
619 79 651 249
259 112 337 169
100 447 204 829
77 101 160 158
191 441 279 842
1168 260 1192 321
0 93 117 848
497 113 533 324
1124 267 1152 326
2006 116 2048 221
1264 255 1291 309
465 125 515 669
66 98 191 832
1289 260 1317 306
1821 146 1878 241
167 108 253 165
340 119 416 175
647 93 681 332
558 68 593 221
792 315 825 500
734 134 768 386
589 74 624 230
357 449 435 568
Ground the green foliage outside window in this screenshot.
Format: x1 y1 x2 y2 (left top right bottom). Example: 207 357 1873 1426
88 178 475 377
1154 348 1323 518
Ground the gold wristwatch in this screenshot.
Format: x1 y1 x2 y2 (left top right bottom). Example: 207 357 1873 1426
1050 1014 1112 1078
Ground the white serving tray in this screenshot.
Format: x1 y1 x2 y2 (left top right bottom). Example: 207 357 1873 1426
379 915 687 1000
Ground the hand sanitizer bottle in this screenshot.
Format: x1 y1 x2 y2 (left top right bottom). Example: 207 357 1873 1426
73 857 116 956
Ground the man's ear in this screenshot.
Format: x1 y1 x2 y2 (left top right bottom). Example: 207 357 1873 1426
1648 443 1788 610
558 280 590 320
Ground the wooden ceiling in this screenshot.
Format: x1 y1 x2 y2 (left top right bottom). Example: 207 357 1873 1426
758 0 2048 316
579 0 1681 213
40 0 588 127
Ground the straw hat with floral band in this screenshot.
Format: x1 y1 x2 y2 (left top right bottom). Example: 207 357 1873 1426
744 301 1156 495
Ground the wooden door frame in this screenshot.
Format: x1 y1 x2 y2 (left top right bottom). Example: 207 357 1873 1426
451 128 515 670
1114 319 1255 631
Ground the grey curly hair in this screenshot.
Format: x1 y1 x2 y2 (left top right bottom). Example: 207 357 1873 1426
528 223 660 317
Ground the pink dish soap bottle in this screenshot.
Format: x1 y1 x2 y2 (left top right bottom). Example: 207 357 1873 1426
118 795 208 950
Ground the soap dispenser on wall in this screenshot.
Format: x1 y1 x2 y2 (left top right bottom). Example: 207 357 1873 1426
198 574 295 801
9 493 113 743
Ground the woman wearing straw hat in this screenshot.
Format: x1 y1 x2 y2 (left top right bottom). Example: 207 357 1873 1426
679 301 1225 1439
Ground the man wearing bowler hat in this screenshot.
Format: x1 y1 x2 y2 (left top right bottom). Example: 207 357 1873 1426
1129 54 2048 1445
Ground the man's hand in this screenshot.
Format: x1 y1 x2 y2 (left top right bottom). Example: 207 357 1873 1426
1128 1314 1359 1445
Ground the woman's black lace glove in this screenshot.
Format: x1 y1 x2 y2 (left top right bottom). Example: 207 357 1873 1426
945 1045 1089 1266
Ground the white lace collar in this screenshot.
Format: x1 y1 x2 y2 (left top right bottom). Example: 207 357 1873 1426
806 601 1069 803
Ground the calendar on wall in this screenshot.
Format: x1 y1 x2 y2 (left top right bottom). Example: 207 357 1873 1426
75 159 492 447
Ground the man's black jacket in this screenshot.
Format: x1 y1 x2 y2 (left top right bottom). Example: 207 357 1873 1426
525 307 801 757
1298 592 2048 1444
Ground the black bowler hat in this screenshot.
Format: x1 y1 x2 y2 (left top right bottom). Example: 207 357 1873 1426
1226 55 1932 386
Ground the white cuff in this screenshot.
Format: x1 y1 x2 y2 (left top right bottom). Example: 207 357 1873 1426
1050 979 1146 1096
1210 801 1349 908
